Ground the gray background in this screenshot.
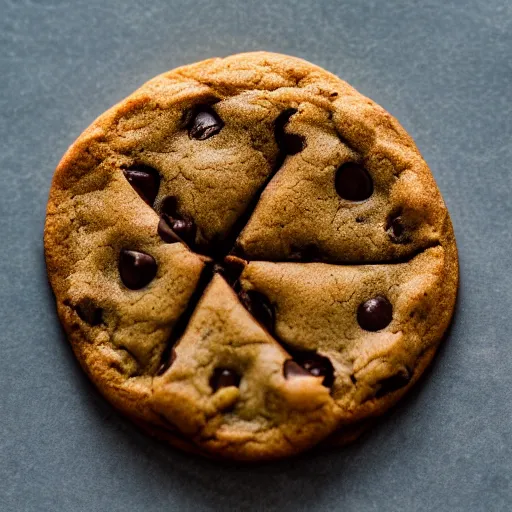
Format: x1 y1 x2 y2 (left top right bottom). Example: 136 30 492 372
1 0 511 510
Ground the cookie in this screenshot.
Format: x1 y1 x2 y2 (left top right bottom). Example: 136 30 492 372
44 52 458 461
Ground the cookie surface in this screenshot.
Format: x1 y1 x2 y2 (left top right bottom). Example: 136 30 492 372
44 52 458 461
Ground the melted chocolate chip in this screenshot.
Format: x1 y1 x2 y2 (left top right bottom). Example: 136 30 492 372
375 367 411 397
160 217 195 247
210 368 240 391
172 219 196 244
119 249 157 290
298 354 335 387
274 108 305 155
357 296 393 331
283 360 311 379
157 196 196 246
122 165 160 205
238 289 274 332
74 298 103 326
335 162 373 201
188 107 224 140
157 215 182 244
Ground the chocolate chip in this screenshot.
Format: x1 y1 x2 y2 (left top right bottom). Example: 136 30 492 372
158 216 197 247
171 218 196 246
119 249 157 290
157 196 196 246
122 165 160 205
357 296 393 331
274 108 305 155
283 360 311 379
375 367 411 397
157 215 182 244
188 107 224 140
210 368 240 391
238 289 274 332
335 162 373 201
298 354 335 387
74 298 103 326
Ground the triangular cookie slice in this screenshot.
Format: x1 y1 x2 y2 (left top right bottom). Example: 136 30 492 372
237 101 452 262
239 245 457 424
152 274 338 460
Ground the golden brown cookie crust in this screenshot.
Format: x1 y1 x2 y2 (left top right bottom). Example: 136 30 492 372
45 52 458 461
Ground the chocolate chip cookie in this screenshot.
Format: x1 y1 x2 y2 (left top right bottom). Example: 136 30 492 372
44 52 458 461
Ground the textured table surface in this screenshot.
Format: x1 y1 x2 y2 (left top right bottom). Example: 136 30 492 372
1 0 511 510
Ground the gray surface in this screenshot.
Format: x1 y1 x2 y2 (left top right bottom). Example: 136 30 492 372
1 0 511 510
